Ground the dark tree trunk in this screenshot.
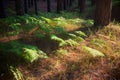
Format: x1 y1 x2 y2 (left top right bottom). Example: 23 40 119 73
34 0 38 15
66 0 69 7
0 0 6 18
94 0 112 27
78 0 85 13
28 0 31 8
47 0 51 12
15 0 24 16
63 0 67 10
69 0 72 7
31 0 34 6
24 0 28 14
57 0 63 13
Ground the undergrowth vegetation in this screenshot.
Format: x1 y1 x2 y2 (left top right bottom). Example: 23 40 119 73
0 11 120 80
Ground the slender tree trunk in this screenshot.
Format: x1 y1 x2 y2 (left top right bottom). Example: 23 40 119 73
24 0 28 14
94 0 112 27
57 0 63 13
66 0 69 8
78 0 85 13
47 0 51 12
34 0 38 15
15 0 24 16
69 0 72 7
31 0 34 6
63 0 67 10
28 0 31 8
0 0 6 18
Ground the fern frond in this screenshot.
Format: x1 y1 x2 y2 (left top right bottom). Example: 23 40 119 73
9 66 24 80
82 46 105 57
74 31 87 37
50 34 66 47
65 39 78 47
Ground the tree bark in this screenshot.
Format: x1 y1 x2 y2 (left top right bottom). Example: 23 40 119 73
24 0 28 14
69 0 72 7
94 0 112 27
0 0 6 18
34 0 38 15
15 0 24 16
63 0 67 10
57 0 63 13
31 0 34 6
47 0 51 12
28 0 31 8
66 0 69 8
78 0 85 13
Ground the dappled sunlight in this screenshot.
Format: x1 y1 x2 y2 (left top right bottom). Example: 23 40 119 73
64 24 80 32
0 0 120 79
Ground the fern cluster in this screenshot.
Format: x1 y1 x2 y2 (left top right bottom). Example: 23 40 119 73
0 41 47 63
50 30 86 47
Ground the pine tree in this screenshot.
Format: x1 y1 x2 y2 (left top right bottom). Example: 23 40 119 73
94 0 112 26
0 0 6 18
15 0 24 16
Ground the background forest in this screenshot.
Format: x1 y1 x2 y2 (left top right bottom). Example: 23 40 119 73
0 0 120 80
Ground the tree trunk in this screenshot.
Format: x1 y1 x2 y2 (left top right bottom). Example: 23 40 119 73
24 0 28 14
78 0 85 13
28 0 31 8
69 0 72 7
31 0 34 6
57 0 63 13
66 0 69 8
0 0 6 18
34 0 38 15
47 0 51 12
94 0 112 27
15 0 24 16
63 0 67 10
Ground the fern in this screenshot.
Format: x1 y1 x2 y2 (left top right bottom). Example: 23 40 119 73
90 39 106 48
82 46 105 57
68 33 77 38
9 66 24 80
41 17 55 26
22 48 40 63
53 17 67 26
65 39 78 47
68 33 85 42
55 49 68 56
50 34 79 47
74 31 87 37
0 41 47 63
38 50 48 58
50 34 66 47
76 37 85 42
53 26 66 34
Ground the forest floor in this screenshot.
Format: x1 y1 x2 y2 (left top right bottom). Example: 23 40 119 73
18 23 120 80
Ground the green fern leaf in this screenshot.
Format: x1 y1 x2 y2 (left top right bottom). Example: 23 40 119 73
22 48 40 63
82 46 105 57
65 39 78 47
76 37 85 42
74 31 87 37
68 33 77 38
